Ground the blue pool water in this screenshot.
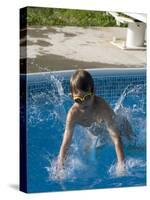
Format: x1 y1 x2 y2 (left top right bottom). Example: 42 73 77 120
25 69 146 193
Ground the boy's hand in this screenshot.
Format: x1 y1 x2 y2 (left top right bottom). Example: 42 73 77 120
54 156 66 180
56 156 64 169
116 161 125 176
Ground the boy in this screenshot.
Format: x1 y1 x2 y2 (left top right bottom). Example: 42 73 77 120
57 69 132 175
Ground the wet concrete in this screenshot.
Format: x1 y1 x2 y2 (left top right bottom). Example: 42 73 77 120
29 40 52 47
27 26 58 38
20 26 146 73
26 54 138 73
27 26 77 38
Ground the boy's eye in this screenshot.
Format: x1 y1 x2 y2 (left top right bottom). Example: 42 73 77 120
84 95 91 101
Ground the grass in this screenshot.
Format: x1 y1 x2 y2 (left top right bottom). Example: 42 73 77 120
27 7 118 27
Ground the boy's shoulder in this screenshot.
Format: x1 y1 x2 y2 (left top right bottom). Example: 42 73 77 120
94 96 112 114
66 104 82 125
94 95 107 106
67 103 80 118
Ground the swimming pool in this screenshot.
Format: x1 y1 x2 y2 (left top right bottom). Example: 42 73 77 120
21 68 146 193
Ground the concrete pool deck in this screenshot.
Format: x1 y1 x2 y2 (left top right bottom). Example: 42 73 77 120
20 26 146 73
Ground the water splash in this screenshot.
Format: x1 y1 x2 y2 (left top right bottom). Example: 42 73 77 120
113 84 146 147
114 84 146 113
28 74 69 127
45 125 100 181
46 154 87 181
49 74 65 97
108 157 146 178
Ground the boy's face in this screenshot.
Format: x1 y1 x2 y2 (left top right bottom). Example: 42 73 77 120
72 89 94 108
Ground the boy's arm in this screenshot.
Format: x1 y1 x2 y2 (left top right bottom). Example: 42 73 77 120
106 119 125 164
103 105 125 164
121 116 134 140
58 108 76 166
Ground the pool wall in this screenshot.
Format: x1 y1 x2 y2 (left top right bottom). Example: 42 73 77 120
26 68 146 105
26 68 146 81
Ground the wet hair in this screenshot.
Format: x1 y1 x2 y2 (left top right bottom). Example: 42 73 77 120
70 69 94 94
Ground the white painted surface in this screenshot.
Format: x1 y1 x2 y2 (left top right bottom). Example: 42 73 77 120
124 12 147 23
126 22 146 47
